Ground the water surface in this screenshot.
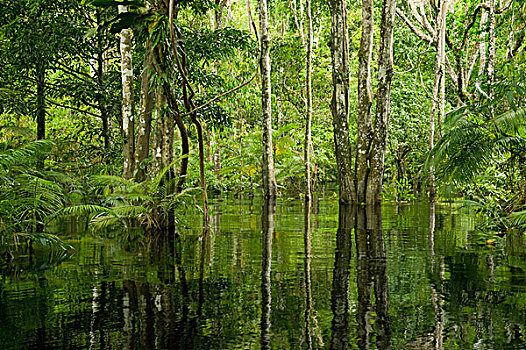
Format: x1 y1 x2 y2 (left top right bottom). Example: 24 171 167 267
1 197 525 349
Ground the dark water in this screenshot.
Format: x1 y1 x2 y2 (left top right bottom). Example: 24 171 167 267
1 197 526 349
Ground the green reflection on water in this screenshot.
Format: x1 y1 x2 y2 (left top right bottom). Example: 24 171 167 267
1 197 525 349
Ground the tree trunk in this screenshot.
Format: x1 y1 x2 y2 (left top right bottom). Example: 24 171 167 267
487 0 496 99
36 63 46 140
328 0 355 203
478 8 488 81
119 5 135 179
259 0 277 198
365 0 397 205
429 0 448 202
304 0 313 200
356 0 374 204
152 87 165 175
135 46 155 182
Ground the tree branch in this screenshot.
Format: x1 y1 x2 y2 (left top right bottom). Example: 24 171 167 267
46 98 101 118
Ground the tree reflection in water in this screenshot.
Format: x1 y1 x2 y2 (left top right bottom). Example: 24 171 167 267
330 204 392 350
330 203 354 350
260 197 275 350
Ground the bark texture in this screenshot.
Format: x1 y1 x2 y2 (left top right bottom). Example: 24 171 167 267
304 0 313 200
119 5 135 179
135 47 155 182
366 0 397 204
328 0 355 203
152 88 165 175
356 0 374 204
259 0 277 198
429 0 448 202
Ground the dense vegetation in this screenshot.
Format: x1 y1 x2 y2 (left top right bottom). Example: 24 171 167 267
0 0 525 251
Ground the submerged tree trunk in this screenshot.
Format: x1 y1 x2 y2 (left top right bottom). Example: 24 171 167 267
355 0 397 205
119 5 135 179
429 0 448 202
259 0 277 198
135 47 155 182
356 0 374 204
328 0 355 203
365 0 397 204
304 0 313 200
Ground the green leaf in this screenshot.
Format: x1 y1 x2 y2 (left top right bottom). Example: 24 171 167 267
506 90 516 110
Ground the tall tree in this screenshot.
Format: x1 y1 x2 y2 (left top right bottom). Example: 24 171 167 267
118 4 135 179
331 0 397 204
259 0 277 198
429 0 449 202
328 0 356 203
304 0 314 200
134 45 155 182
356 0 374 204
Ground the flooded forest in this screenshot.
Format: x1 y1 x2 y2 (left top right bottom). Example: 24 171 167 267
1 0 525 349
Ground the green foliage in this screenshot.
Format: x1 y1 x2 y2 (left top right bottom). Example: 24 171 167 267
0 140 73 252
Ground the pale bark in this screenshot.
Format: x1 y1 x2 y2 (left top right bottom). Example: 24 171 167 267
356 0 374 204
119 5 135 179
215 0 232 28
366 0 397 204
328 0 355 203
304 0 313 199
135 48 154 182
487 0 496 98
478 8 488 80
259 0 277 198
152 88 165 175
429 0 448 202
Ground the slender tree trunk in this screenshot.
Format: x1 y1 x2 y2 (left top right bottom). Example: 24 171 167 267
429 0 448 202
97 50 110 152
328 0 355 203
164 87 189 194
135 46 155 182
487 0 496 99
304 0 313 200
478 8 488 81
365 0 397 204
95 10 111 154
259 0 277 198
119 5 135 179
36 63 46 140
152 88 165 175
356 0 374 204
